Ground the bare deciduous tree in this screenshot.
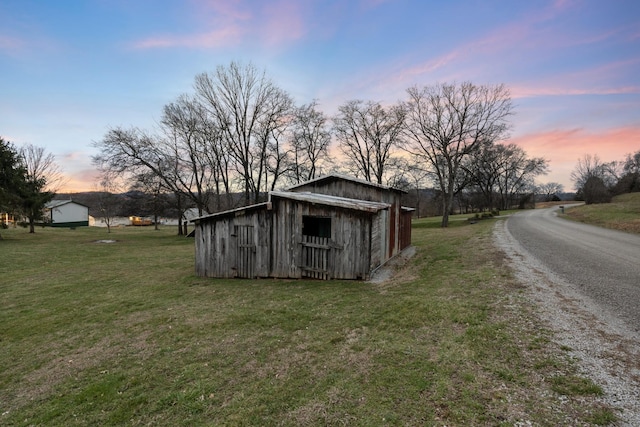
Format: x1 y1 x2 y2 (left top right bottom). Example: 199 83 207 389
19 144 64 233
333 100 405 184
463 142 547 211
194 61 293 204
93 123 216 231
537 182 564 201
404 82 513 227
288 100 332 184
160 94 226 215
129 171 169 230
19 144 66 193
94 170 123 234
570 154 616 193
387 157 431 217
623 150 640 175
494 144 547 209
254 87 294 195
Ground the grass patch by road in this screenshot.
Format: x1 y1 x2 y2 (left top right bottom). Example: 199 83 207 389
564 192 640 234
0 221 615 425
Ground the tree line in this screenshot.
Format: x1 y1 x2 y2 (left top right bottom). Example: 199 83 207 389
571 151 640 204
94 61 551 228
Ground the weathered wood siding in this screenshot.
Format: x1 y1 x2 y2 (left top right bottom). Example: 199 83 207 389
330 208 372 279
269 196 374 280
194 177 403 280
292 179 405 261
370 210 386 270
194 208 271 278
270 198 301 278
300 235 330 279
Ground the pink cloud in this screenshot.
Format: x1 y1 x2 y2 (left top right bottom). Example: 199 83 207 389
193 0 253 21
131 0 308 50
130 0 249 49
511 126 640 189
511 85 640 99
383 0 636 94
132 27 244 49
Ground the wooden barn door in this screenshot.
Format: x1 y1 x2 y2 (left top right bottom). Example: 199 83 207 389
300 235 331 280
234 225 256 278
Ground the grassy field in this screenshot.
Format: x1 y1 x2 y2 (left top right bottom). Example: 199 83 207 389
0 221 615 426
564 192 640 234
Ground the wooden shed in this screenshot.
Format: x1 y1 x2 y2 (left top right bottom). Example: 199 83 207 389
194 191 386 279
287 174 413 258
193 175 413 280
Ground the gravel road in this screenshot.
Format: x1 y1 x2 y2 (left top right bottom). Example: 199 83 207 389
493 206 640 425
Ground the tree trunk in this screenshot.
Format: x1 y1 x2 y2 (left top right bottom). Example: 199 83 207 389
441 201 450 227
441 176 456 228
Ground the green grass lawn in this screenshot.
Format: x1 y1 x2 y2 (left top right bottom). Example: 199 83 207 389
0 221 614 426
564 192 640 234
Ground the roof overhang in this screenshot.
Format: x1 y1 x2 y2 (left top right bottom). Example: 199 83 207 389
286 173 407 194
191 202 270 223
270 191 390 213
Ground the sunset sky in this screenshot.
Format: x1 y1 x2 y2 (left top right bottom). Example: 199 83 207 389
1 0 638 192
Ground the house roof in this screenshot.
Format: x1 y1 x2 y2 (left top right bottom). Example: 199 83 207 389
270 191 390 213
286 173 407 194
45 200 89 209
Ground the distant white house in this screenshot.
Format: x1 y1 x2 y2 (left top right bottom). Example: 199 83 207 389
45 200 90 227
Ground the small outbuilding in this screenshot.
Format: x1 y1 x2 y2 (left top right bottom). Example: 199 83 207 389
286 174 413 258
45 200 90 228
193 175 413 280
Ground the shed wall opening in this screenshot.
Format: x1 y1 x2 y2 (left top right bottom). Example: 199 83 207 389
302 216 331 238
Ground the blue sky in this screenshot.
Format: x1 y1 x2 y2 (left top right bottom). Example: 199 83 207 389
1 0 639 191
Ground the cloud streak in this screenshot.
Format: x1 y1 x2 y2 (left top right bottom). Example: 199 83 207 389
131 0 309 50
132 27 244 49
358 0 640 112
511 57 640 98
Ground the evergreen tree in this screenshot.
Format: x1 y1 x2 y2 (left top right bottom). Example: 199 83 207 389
0 138 27 234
